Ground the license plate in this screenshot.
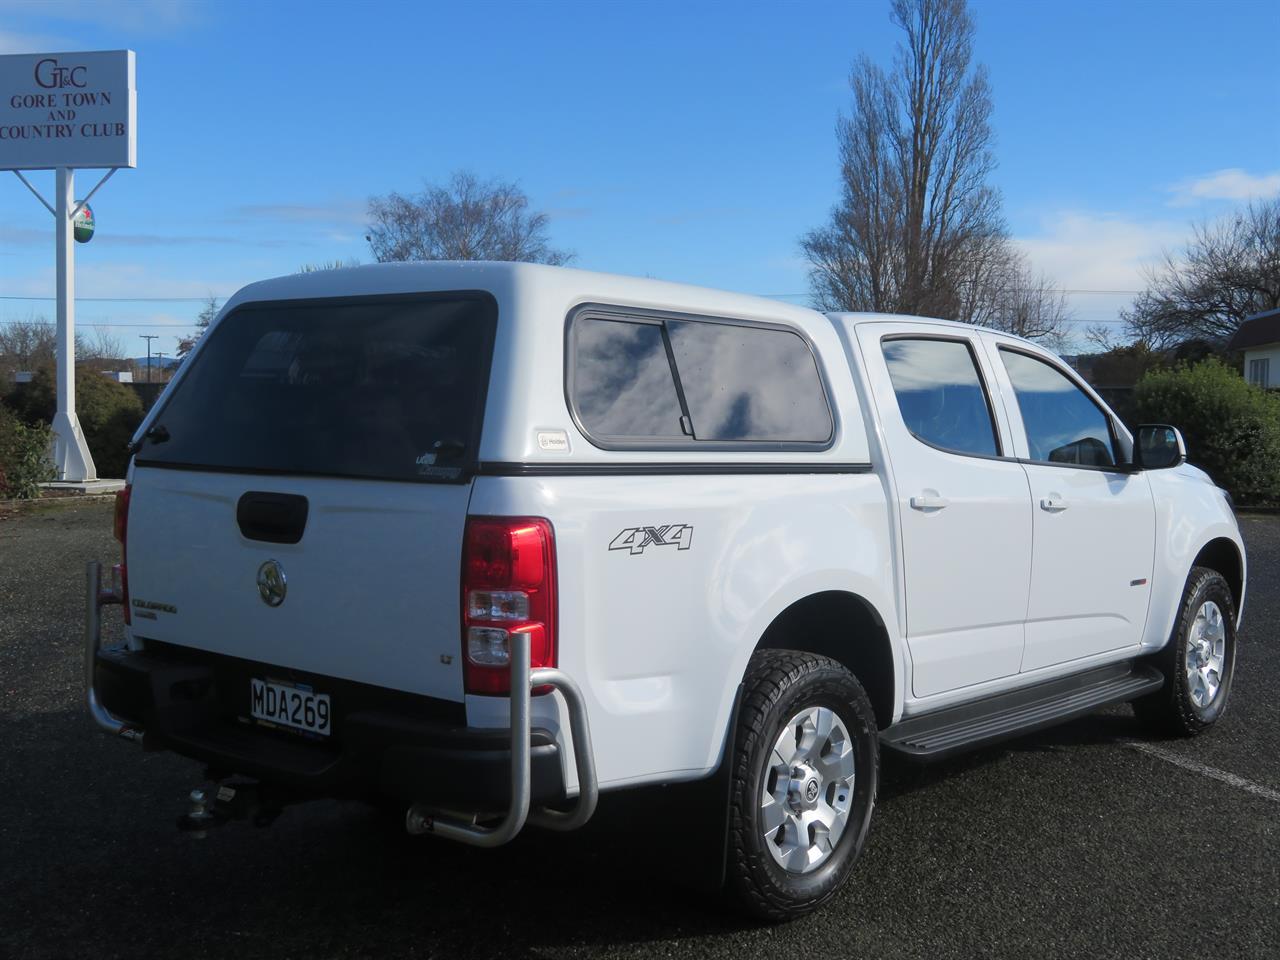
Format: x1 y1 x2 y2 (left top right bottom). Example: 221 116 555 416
250 678 331 737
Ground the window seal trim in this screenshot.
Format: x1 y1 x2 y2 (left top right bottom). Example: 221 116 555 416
878 332 1006 460
564 303 838 452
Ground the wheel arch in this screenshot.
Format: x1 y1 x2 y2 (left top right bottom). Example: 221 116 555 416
1192 537 1244 619
752 590 897 730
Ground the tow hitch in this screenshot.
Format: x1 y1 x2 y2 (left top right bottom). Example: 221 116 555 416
177 781 284 838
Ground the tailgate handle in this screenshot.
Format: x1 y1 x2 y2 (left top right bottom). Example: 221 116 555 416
237 492 309 544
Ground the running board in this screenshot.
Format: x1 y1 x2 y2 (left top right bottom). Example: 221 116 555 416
880 662 1164 760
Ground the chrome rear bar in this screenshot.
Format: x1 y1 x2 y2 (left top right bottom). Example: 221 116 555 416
86 560 597 837
85 561 144 741
405 631 599 845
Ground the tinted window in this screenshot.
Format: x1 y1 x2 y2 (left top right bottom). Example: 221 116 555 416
882 338 999 456
572 318 687 440
1000 349 1115 467
666 320 832 442
569 313 833 446
136 296 496 482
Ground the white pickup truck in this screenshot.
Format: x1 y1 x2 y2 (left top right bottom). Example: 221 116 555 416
87 261 1246 920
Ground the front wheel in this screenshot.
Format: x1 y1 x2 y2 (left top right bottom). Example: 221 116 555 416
1134 566 1237 736
726 650 878 922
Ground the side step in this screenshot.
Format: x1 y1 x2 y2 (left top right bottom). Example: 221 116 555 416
880 662 1164 761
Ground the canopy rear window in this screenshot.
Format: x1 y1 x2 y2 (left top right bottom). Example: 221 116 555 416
136 293 497 483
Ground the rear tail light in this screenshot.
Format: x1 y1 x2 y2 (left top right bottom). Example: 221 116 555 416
113 484 131 624
460 517 557 695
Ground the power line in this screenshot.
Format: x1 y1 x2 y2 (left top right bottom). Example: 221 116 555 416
1 287 1146 304
0 294 217 303
0 318 191 328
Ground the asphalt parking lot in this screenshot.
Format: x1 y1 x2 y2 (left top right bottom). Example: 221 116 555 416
1 501 1276 960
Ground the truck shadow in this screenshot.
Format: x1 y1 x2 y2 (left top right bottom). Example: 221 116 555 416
876 708 1148 801
0 704 1167 958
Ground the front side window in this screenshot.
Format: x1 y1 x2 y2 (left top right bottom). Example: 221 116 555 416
881 338 1000 457
1000 349 1116 467
569 312 833 447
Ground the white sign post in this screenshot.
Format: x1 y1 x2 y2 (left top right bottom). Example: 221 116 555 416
2 50 136 482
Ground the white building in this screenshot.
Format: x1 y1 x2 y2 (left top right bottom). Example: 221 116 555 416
1230 308 1280 389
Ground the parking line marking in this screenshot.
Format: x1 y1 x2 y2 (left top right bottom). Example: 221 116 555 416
1124 741 1280 804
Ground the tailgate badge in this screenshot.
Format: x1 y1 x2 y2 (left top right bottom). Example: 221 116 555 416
256 560 288 607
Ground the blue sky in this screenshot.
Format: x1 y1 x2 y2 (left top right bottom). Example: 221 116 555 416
2 0 1278 354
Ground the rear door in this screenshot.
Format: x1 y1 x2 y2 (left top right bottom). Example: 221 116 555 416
857 325 1032 699
983 340 1155 672
126 293 497 700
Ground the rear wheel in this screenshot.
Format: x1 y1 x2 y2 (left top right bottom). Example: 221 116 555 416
1134 566 1237 736
726 650 878 922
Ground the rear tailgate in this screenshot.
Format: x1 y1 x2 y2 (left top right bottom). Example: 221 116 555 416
126 291 498 703
127 467 470 699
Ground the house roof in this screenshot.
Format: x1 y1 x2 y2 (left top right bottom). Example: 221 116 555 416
1229 308 1280 350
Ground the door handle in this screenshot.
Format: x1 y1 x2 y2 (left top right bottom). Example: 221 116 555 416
910 495 950 511
1040 496 1069 512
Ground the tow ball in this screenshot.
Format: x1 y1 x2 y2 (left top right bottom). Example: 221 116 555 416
177 781 282 837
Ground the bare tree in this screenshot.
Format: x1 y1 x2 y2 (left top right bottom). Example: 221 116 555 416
367 171 573 265
803 0 1006 320
0 318 59 373
176 295 222 358
298 259 361 273
83 328 126 363
981 252 1072 349
1123 198 1280 348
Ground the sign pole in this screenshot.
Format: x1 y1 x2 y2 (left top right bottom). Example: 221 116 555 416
51 165 97 481
3 49 136 482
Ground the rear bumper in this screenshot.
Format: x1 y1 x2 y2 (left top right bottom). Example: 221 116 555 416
87 560 598 844
94 643 566 810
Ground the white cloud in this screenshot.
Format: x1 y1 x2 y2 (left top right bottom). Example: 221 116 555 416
0 0 205 34
0 28 69 53
1169 168 1280 206
1014 211 1186 292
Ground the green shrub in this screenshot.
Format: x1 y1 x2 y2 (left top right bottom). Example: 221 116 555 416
6 364 144 479
0 402 54 499
1133 358 1280 505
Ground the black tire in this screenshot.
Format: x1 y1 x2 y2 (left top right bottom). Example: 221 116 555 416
725 649 878 922
1134 566 1237 736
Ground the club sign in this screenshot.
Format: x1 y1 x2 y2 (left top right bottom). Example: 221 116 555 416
0 50 136 170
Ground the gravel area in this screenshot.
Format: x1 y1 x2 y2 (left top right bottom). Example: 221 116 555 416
1 503 1276 959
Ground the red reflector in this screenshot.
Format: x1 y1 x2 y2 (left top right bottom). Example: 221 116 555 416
461 517 556 696
114 485 131 624
113 485 130 544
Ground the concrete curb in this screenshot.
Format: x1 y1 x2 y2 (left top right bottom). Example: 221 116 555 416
0 493 118 512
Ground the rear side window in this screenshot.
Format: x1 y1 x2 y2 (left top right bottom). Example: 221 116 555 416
569 312 833 448
881 338 999 457
666 320 832 442
571 318 687 441
999 349 1116 467
136 294 496 482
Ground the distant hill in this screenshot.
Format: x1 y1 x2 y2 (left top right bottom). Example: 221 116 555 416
129 356 181 369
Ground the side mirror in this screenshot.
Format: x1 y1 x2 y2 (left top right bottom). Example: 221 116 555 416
1135 424 1186 470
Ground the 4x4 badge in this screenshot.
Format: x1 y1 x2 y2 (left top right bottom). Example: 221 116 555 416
257 559 287 607
609 524 694 556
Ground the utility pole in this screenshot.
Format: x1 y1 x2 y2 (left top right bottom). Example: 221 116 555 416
140 334 158 383
155 351 166 381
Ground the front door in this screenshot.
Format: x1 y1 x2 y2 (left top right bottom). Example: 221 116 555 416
987 343 1155 672
858 327 1033 699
